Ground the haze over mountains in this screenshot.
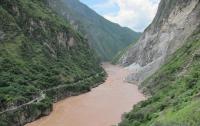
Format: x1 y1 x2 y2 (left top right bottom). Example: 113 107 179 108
46 0 141 60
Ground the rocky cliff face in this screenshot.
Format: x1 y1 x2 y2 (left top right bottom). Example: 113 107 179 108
119 0 200 82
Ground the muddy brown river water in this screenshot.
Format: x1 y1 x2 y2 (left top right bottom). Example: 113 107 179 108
26 63 145 126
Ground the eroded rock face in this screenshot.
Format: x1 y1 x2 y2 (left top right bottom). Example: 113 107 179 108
0 31 5 41
68 37 75 47
120 0 200 82
57 32 68 48
57 32 76 49
12 5 20 16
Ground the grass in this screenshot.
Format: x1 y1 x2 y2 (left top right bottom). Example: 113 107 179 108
153 100 200 126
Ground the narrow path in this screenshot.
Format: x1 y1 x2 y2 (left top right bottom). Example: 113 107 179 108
0 73 102 114
26 63 145 126
0 92 45 115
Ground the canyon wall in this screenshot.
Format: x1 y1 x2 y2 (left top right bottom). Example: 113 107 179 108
119 0 200 82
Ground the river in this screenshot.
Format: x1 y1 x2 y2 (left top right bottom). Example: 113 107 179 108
26 63 145 126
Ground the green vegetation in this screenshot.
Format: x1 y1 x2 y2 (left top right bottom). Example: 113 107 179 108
47 0 141 61
0 0 105 125
119 30 200 126
111 40 138 64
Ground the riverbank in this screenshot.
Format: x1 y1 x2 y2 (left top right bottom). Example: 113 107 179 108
0 71 105 126
26 63 145 126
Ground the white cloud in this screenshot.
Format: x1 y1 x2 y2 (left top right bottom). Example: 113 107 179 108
102 0 160 32
92 0 115 9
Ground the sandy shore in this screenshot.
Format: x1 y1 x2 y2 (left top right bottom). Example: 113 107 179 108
26 63 145 126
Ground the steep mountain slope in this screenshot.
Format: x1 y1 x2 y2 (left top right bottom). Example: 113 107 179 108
46 0 140 60
119 25 200 126
119 0 200 82
0 0 105 125
118 0 200 126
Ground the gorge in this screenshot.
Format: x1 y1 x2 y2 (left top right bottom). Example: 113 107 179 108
25 63 145 126
0 0 200 126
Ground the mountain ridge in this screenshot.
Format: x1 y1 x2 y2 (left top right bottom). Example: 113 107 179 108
119 0 200 82
46 0 141 60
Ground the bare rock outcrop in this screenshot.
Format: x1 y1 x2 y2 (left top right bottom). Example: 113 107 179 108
0 31 5 41
120 0 200 83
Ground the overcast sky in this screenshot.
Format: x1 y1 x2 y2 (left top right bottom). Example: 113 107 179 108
80 0 160 32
